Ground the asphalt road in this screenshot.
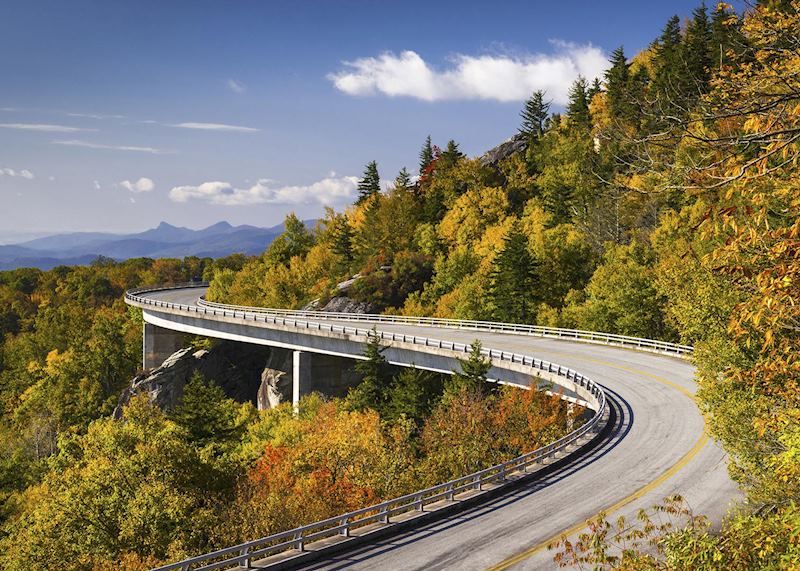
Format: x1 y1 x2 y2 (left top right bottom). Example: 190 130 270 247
140 287 742 570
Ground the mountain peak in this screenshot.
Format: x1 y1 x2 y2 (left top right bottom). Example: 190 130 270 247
205 221 233 230
156 221 178 230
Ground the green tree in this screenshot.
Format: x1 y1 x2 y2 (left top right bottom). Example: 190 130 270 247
419 135 434 176
519 90 551 139
169 373 244 448
449 340 491 394
604 46 632 120
683 3 713 94
565 77 591 130
346 329 394 413
263 213 315 267
356 160 381 204
487 221 540 323
394 167 412 191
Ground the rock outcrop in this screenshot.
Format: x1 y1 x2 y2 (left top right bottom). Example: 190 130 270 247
115 340 285 417
479 133 529 168
317 296 377 314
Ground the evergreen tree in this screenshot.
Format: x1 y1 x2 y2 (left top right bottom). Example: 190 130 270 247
440 139 464 168
710 3 741 72
587 78 602 100
519 90 551 139
356 160 381 204
604 46 633 119
395 167 412 191
169 373 241 447
448 340 491 394
566 77 591 130
684 3 713 94
488 221 540 323
419 135 434 176
329 215 354 263
347 329 393 412
651 15 686 114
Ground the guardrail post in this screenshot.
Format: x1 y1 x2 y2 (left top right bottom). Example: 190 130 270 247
295 531 304 552
240 546 252 568
415 495 424 511
446 484 454 501
341 517 350 537
380 506 390 524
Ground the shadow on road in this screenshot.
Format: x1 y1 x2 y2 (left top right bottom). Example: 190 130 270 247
301 384 633 571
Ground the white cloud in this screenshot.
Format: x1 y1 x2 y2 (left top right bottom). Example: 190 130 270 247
93 180 101 190
169 122 259 133
227 79 246 94
169 175 358 206
327 42 608 104
0 167 34 179
0 123 90 132
119 177 154 193
51 139 173 154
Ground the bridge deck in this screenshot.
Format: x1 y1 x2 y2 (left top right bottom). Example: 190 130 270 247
133 287 740 571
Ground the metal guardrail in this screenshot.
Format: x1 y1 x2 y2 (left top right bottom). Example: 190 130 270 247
194 296 693 358
122 283 623 571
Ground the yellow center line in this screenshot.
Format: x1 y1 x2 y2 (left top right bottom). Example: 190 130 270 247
485 355 708 571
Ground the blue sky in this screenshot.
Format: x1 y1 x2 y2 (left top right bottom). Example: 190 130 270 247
1 0 722 237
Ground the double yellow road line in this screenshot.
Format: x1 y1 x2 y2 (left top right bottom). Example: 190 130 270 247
486 358 708 571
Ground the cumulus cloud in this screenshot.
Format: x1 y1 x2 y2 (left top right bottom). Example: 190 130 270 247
119 177 154 193
93 180 101 190
327 42 608 104
227 79 246 94
51 139 173 154
169 175 358 206
0 167 34 179
169 122 259 132
0 123 90 132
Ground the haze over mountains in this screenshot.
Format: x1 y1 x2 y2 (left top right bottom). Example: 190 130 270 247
0 221 300 270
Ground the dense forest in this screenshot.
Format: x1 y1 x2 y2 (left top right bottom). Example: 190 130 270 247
1 0 799 568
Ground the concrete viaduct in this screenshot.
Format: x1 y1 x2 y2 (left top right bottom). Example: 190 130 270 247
125 284 740 571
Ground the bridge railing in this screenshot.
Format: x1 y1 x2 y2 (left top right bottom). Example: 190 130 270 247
193 296 692 358
123 284 617 571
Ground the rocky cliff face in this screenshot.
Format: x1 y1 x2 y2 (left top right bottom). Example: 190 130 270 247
115 341 293 417
479 133 529 168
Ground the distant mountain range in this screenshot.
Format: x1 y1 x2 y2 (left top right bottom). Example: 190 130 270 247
0 220 307 270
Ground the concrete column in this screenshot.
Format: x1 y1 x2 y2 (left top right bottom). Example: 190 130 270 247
143 322 185 370
292 350 312 409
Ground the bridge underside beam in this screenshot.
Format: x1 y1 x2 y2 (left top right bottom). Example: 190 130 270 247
143 322 184 370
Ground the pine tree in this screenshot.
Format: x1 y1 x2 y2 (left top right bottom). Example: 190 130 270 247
604 46 632 119
448 340 491 394
488 221 540 323
356 160 381 204
587 78 602 100
651 15 686 113
710 3 740 73
684 3 713 94
566 77 591 130
419 135 434 176
329 215 354 263
395 167 412 191
440 139 464 168
347 329 393 412
169 373 241 446
519 90 551 139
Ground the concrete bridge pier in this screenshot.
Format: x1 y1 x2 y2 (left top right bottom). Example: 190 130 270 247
143 322 185 370
293 350 312 408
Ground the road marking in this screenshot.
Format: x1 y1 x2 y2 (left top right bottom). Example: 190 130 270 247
485 357 708 571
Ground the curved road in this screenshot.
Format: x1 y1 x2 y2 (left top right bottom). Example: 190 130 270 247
138 288 741 570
